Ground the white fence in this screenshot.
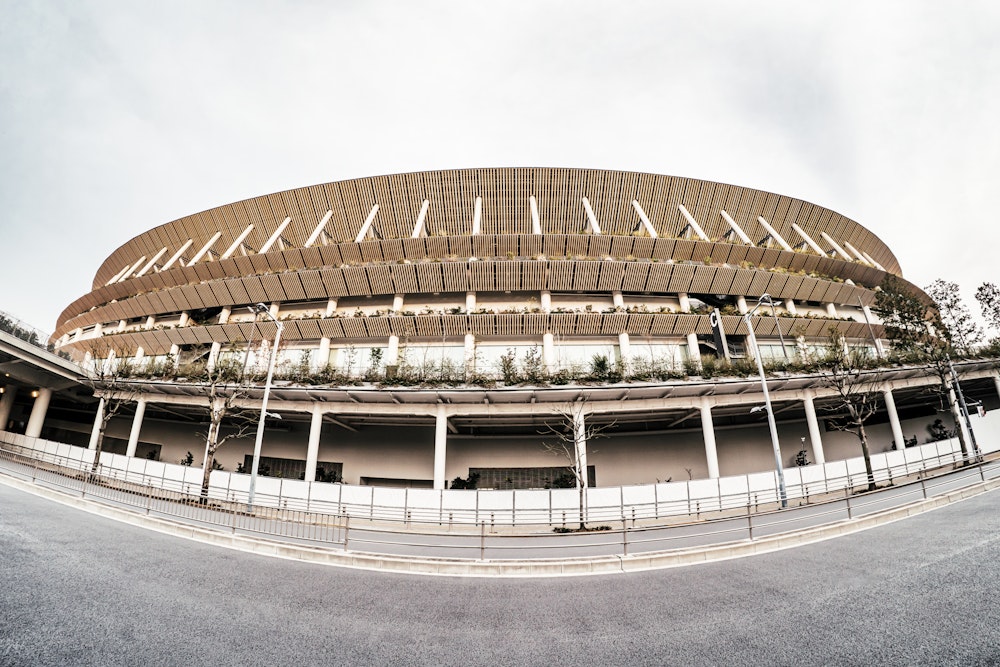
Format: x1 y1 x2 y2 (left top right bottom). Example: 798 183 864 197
3 428 991 527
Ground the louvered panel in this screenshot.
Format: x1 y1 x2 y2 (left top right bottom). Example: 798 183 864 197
414 263 444 293
608 236 634 259
249 253 283 274
298 270 327 299
825 283 852 305
469 314 495 335
472 235 496 258
318 319 345 338
719 315 743 336
641 263 671 294
787 251 810 272
518 261 547 290
364 317 391 337
339 244 363 265
565 234 590 258
177 284 204 309
758 247 782 268
425 237 450 259
648 315 674 335
317 245 344 267
120 299 144 320
491 262 516 292
689 266 716 293
151 329 173 349
447 235 473 258
690 240 715 263
495 235 519 258
575 312 602 334
602 312 627 334
242 277 269 304
774 317 796 337
671 240 697 262
765 273 789 296
319 269 348 297
340 318 369 338
191 326 214 344
646 238 675 261
215 258 241 280
104 302 126 321
620 263 650 292
547 261 575 290
671 314 700 335
750 316 776 336
221 323 247 342
232 255 255 276
366 264 394 296
342 267 370 295
300 247 324 270
801 279 829 304
358 240 384 263
378 239 405 262
147 272 171 291
519 235 543 258
281 273 309 301
693 315 713 335
630 237 655 260
550 313 576 335
495 314 522 336
282 249 306 271
194 283 218 308
541 235 568 257
623 313 653 335
442 315 468 336
296 319 322 339
468 261 495 291
191 263 214 282
742 247 766 267
780 274 804 297
587 235 613 258
522 313 548 334
596 262 626 291
746 271 772 296
709 267 737 294
802 320 827 337
225 278 252 305
258 273 285 302
209 280 234 305
571 261 600 292
665 264 697 294
384 263 414 294
440 262 469 292
175 327 199 344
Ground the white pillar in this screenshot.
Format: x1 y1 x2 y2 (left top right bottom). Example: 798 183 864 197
465 291 476 313
324 298 338 317
386 335 400 366
574 407 588 489
678 292 691 313
126 399 146 457
88 397 105 449
464 333 476 373
686 333 700 366
134 346 145 363
268 302 279 319
883 388 905 451
736 295 748 315
117 319 126 332
317 338 331 370
701 398 719 479
612 290 624 308
618 332 631 371
207 341 222 370
434 405 448 490
802 389 825 464
542 332 556 373
178 312 190 327
218 307 231 324
784 299 797 316
144 316 156 329
305 404 322 482
540 290 551 313
392 294 404 313
826 302 839 318
25 388 52 439
0 387 17 431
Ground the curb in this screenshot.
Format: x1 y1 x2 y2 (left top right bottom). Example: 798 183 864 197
3 472 998 578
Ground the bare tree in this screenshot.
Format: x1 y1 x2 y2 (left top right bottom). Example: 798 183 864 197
874 274 934 355
814 332 886 492
925 279 982 355
83 340 143 476
538 398 614 529
975 282 1000 334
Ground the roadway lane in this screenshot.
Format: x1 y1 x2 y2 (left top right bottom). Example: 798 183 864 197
1 481 999 666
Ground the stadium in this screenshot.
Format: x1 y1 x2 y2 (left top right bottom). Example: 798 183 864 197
13 167 995 507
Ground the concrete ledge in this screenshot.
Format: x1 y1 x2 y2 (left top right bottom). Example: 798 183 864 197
3 471 999 578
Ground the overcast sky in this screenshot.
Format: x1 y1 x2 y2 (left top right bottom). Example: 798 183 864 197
2 1 998 338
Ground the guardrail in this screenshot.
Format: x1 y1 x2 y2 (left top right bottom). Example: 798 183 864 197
2 442 997 562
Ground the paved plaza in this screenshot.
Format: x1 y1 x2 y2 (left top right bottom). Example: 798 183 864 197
1 480 999 665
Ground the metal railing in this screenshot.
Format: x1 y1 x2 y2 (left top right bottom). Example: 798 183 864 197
2 442 997 562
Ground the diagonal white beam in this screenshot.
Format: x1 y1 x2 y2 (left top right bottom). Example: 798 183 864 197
472 196 482 235
221 225 255 259
582 197 601 234
631 200 658 238
861 250 886 271
790 223 826 255
756 216 792 251
188 232 222 265
259 217 292 254
678 204 709 241
354 204 380 243
105 264 133 286
530 196 542 234
819 232 853 261
411 199 430 238
719 210 753 245
843 241 873 266
117 256 147 282
303 210 334 248
135 247 168 277
160 239 194 271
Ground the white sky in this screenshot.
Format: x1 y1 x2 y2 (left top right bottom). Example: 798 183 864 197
2 1 998 336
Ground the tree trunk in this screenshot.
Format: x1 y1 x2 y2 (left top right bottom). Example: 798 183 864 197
947 391 971 464
200 420 218 503
858 423 876 491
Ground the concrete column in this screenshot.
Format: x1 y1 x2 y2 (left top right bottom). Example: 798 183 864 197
464 333 476 373
144 316 155 329
218 307 231 324
325 298 338 317
802 389 825 464
542 332 556 372
465 291 477 313
93 322 103 337
178 312 190 327
83 350 93 367
392 294 404 313
386 335 400 366
268 303 279 319
0 387 17 431
434 405 448 490
88 397 105 449
736 296 748 315
304 404 322 482
618 332 631 371
678 292 691 313
125 399 146 457
826 302 839 318
117 319 126 332
540 290 551 313
207 341 222 370
883 388 905 451
317 337 331 370
686 332 700 367
574 408 588 489
612 291 624 308
169 344 180 367
25 388 52 439
784 299 797 316
700 398 719 479
134 346 145 363
994 373 1000 402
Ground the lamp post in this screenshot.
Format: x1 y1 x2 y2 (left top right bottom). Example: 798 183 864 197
745 293 788 508
247 303 283 512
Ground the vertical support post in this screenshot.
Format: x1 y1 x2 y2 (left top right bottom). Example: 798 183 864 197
802 390 825 465
126 399 146 458
305 403 322 482
883 387 905 453
434 404 448 490
25 388 52 439
88 397 106 449
700 398 719 479
0 386 18 431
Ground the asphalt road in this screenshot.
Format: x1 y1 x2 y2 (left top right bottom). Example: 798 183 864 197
1 481 999 666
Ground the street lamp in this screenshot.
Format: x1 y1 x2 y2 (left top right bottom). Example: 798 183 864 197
745 293 788 508
247 303 283 511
